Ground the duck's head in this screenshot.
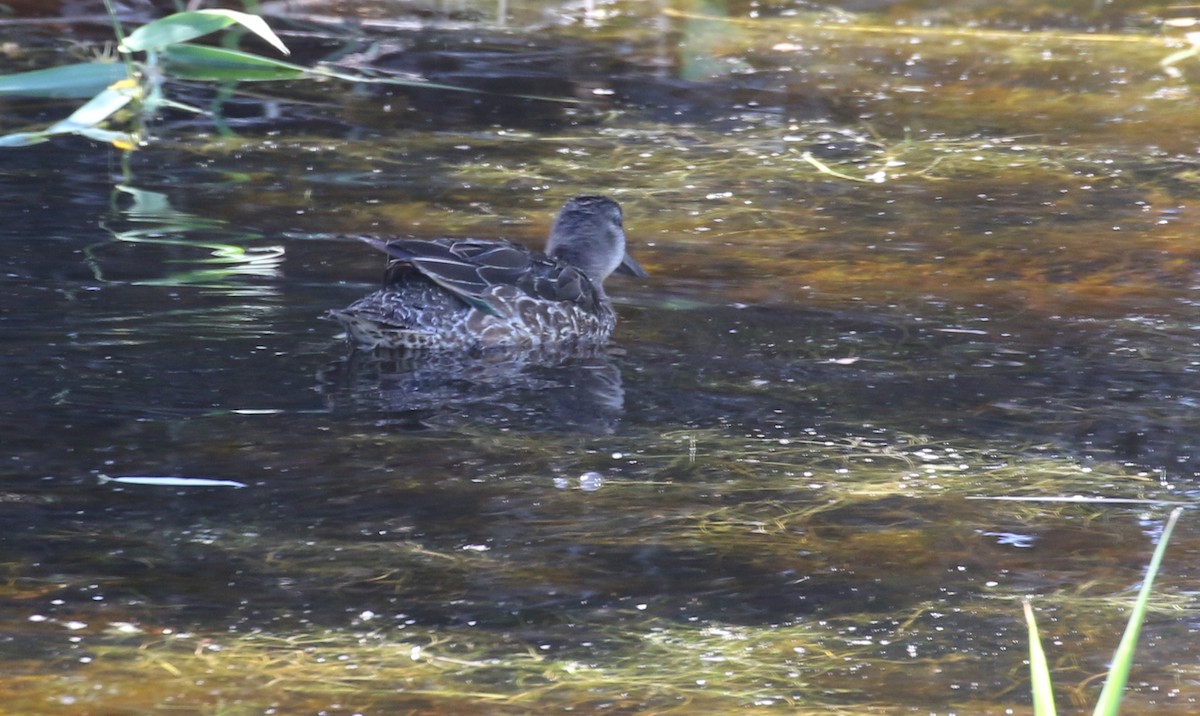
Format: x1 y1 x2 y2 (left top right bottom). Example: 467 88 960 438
546 195 647 284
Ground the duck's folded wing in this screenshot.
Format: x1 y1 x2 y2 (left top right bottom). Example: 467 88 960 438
361 237 539 314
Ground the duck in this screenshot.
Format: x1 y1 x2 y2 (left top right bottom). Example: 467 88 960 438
329 195 647 351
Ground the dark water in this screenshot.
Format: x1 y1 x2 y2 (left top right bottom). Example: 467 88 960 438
2 1 1200 713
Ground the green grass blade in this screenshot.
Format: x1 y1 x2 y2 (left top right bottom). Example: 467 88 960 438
200 9 289 56
75 126 137 147
1024 599 1057 716
161 44 307 82
0 131 50 147
163 44 501 94
46 80 139 134
121 11 235 53
1091 506 1183 716
0 62 129 98
121 9 288 56
0 79 142 149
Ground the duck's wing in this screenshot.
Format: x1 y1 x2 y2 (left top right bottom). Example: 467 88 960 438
362 237 583 315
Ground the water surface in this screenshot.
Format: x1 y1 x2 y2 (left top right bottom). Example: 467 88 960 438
2 1 1199 713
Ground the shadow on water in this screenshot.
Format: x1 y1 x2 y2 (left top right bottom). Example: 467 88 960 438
317 346 630 433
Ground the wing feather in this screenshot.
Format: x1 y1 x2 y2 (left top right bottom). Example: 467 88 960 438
358 236 599 315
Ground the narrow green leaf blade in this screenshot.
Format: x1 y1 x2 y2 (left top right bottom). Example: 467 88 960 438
121 11 235 53
197 9 289 56
161 44 307 82
0 130 50 147
1024 600 1057 716
47 81 139 134
1091 507 1183 716
0 62 129 99
120 10 288 55
75 126 137 148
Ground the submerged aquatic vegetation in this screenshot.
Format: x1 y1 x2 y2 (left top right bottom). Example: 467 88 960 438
1025 508 1184 716
7 428 1194 714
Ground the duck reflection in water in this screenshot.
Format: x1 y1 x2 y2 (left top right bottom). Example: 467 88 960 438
322 196 647 432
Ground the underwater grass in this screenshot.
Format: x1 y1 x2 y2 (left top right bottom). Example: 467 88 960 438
1026 507 1184 716
13 430 1197 713
4 619 872 714
223 117 1200 318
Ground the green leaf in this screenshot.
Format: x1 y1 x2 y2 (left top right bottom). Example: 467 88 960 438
204 9 289 56
46 80 140 134
0 131 50 147
0 80 141 149
0 62 130 99
76 126 138 148
121 9 289 56
1023 600 1057 716
121 12 235 53
161 44 307 82
0 121 135 149
1091 507 1183 716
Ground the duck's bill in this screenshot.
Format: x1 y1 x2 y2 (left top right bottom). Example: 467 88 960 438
616 252 648 278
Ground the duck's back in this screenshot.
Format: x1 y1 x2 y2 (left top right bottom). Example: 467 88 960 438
330 238 613 351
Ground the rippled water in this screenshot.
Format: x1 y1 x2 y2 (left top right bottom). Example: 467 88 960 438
2 1 1200 713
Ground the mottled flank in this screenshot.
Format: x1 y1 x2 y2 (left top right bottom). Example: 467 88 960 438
329 196 647 351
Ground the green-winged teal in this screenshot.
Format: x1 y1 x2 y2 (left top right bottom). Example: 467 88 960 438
329 195 646 351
